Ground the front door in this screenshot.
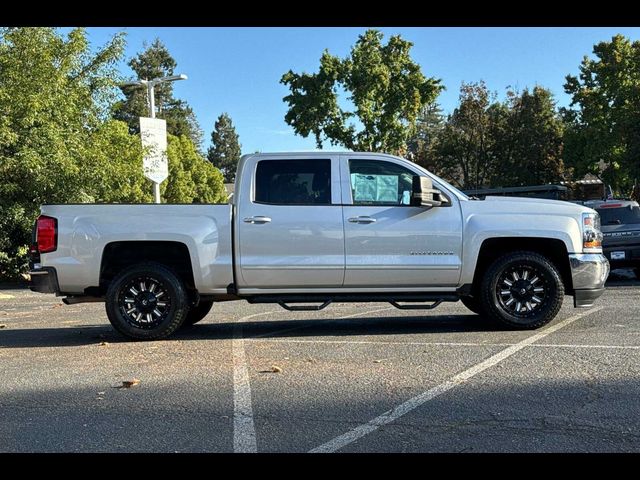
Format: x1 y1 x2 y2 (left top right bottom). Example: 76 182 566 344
237 156 344 288
341 156 463 287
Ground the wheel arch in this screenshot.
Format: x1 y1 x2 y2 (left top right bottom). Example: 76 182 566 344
471 237 573 294
99 241 196 295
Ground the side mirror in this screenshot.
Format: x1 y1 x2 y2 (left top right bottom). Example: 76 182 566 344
411 176 448 208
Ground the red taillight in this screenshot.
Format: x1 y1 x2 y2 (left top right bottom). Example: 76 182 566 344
36 215 57 253
598 203 623 208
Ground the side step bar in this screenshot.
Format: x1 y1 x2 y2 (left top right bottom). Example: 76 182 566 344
247 293 459 312
278 300 332 312
390 300 443 310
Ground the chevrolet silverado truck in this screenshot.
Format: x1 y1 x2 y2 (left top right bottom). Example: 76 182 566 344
28 152 610 340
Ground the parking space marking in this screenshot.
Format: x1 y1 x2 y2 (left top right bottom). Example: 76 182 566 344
309 307 602 453
253 338 640 350
232 310 276 453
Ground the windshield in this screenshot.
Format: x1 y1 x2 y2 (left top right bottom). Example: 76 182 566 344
596 205 640 225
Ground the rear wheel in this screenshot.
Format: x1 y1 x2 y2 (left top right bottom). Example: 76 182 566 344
480 251 564 329
105 262 189 340
182 300 214 326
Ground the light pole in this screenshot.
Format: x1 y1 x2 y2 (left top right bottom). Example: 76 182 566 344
120 74 188 203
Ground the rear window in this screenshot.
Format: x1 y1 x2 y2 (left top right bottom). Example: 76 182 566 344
596 205 640 225
254 159 331 205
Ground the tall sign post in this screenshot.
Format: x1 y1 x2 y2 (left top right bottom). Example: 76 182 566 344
140 117 168 203
119 74 188 204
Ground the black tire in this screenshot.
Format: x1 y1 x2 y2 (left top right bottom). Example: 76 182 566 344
480 251 564 330
182 300 214 326
460 295 483 315
105 262 190 340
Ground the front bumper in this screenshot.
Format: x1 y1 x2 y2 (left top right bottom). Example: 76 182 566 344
569 253 610 307
28 267 60 294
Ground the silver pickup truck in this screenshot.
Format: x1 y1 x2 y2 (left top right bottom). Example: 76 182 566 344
29 152 610 340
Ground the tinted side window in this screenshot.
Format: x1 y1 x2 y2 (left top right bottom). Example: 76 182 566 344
255 159 331 205
349 159 414 206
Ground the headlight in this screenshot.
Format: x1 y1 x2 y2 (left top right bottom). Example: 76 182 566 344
582 212 603 251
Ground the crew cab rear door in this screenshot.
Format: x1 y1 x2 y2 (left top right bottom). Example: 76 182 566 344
236 154 344 288
340 155 463 287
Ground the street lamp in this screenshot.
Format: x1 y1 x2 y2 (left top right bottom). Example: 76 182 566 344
120 74 188 203
121 73 188 119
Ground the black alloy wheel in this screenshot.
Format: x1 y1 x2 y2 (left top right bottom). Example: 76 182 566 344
118 275 171 329
480 251 564 329
495 264 548 317
105 262 189 340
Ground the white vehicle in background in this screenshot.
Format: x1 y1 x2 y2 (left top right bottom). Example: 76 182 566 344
29 152 609 340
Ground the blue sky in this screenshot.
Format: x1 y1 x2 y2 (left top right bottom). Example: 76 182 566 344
75 27 640 153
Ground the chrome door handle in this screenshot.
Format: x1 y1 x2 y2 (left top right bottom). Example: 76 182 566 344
347 216 376 224
243 216 272 224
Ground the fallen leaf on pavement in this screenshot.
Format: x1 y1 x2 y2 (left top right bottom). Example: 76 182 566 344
51 303 63 309
98 341 109 346
117 379 141 389
0 324 6 329
260 365 282 374
373 360 382 364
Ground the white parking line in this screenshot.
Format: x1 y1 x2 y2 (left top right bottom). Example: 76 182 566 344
232 306 393 453
253 338 640 350
309 307 602 453
232 310 276 453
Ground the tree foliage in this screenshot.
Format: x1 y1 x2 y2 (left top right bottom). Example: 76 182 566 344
163 134 228 204
281 29 443 154
563 34 640 195
0 28 225 281
112 39 204 149
207 113 242 183
493 87 566 186
424 82 504 189
0 27 126 279
409 83 565 190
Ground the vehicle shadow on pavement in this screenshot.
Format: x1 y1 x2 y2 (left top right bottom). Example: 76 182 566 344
183 314 503 341
606 268 640 287
0 314 504 348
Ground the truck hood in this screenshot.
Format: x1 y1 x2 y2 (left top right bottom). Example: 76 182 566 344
475 196 593 216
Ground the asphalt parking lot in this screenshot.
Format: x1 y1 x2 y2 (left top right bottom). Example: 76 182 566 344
1 269 639 453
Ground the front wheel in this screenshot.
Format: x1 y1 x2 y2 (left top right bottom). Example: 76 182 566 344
480 251 564 329
105 262 190 340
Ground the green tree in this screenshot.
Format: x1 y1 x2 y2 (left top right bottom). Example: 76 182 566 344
280 29 443 154
563 34 640 195
207 113 242 183
163 134 227 204
492 86 565 186
0 27 125 279
112 39 204 149
406 102 445 170
431 82 505 189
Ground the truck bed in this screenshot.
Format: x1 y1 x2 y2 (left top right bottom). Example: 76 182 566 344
39 204 234 294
